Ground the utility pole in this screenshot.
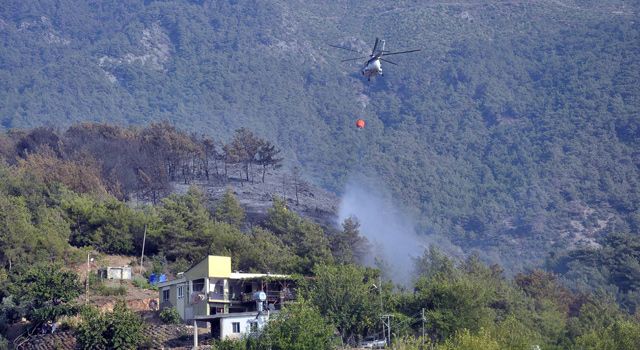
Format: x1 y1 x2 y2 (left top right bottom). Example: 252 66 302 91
139 224 147 272
85 252 90 303
379 276 383 311
379 276 384 342
388 315 391 346
421 308 425 344
380 314 392 346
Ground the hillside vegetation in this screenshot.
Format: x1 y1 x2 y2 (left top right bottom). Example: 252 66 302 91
0 152 639 349
1 0 639 281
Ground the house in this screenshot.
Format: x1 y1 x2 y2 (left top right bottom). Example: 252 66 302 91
158 255 295 341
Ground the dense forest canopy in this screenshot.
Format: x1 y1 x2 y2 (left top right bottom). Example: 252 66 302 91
1 1 639 273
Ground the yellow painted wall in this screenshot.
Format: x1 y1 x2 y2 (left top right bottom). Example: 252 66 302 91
184 255 231 280
208 256 231 277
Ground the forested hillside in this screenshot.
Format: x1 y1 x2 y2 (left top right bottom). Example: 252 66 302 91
1 149 639 349
1 0 639 270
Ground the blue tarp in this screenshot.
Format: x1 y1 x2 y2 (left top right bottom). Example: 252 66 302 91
149 273 167 285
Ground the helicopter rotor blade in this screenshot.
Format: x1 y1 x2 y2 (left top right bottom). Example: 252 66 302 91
328 44 363 54
382 49 421 56
380 58 398 65
372 38 379 55
340 56 370 62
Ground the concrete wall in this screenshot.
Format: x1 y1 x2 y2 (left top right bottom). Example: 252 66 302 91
99 266 132 280
221 315 256 339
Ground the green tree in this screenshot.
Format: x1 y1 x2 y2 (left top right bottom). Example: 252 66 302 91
413 274 494 342
265 198 333 273
573 319 640 350
408 251 498 342
63 193 150 255
259 299 336 350
330 217 369 265
307 264 379 344
154 187 215 262
76 301 146 350
0 168 70 271
489 315 542 350
0 194 35 271
214 188 245 228
235 227 299 273
11 263 81 325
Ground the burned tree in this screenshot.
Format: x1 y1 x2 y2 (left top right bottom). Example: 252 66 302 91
291 166 311 206
256 140 283 183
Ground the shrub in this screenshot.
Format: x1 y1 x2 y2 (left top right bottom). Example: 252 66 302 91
437 328 500 350
132 277 157 291
159 307 182 324
76 301 146 350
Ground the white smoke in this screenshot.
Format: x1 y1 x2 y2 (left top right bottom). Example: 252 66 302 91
337 175 462 285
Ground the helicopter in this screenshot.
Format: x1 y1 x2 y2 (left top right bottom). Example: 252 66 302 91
330 38 420 81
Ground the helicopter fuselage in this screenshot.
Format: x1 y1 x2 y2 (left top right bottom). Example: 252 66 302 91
362 57 382 79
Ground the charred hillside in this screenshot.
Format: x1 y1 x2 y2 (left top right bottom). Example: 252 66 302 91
177 171 340 230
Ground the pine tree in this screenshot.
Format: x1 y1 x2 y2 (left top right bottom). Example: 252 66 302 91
214 188 245 228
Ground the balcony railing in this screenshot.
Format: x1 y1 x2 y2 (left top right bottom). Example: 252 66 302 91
240 291 296 302
208 291 228 301
208 290 296 303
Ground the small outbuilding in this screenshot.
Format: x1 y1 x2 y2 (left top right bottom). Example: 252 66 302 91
98 266 132 280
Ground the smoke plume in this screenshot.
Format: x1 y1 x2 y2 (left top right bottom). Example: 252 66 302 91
337 175 462 285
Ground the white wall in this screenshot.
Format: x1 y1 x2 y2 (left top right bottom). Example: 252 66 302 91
221 315 261 339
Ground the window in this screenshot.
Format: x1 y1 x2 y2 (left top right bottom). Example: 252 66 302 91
192 279 205 292
162 289 170 302
232 322 240 333
177 285 184 299
214 281 224 294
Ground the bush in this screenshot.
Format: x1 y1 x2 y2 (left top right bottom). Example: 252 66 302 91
159 307 182 324
392 336 432 350
132 277 157 291
76 301 146 350
213 338 251 350
437 328 500 350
